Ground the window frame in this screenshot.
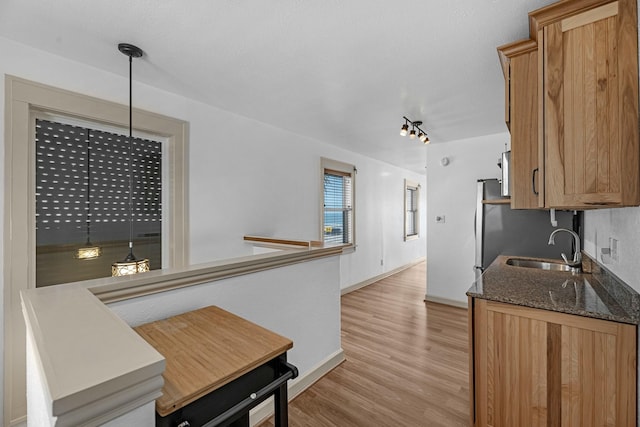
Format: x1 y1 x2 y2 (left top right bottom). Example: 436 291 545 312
320 157 356 246
3 75 189 425
404 179 420 241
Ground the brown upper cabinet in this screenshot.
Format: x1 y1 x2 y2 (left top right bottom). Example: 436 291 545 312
498 40 540 209
500 0 640 209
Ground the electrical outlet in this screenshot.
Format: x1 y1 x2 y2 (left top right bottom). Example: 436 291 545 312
435 215 446 224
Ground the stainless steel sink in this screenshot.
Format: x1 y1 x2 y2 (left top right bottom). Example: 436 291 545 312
506 258 575 272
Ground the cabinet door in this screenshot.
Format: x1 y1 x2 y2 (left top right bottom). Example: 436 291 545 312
543 0 639 208
473 300 549 426
510 50 541 209
559 320 636 427
472 299 637 427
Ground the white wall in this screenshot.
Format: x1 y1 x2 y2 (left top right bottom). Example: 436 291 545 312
0 36 425 424
426 133 508 305
25 332 56 427
583 208 640 290
108 256 341 378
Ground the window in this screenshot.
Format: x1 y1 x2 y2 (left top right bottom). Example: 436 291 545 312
35 117 164 286
321 158 355 245
404 180 420 240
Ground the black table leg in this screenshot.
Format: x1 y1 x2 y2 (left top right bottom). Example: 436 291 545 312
274 381 289 427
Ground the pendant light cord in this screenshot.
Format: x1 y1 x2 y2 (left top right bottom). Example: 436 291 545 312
85 128 92 244
127 53 134 257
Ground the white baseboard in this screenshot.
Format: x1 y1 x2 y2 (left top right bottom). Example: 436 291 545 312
424 294 468 309
341 257 426 295
249 349 346 426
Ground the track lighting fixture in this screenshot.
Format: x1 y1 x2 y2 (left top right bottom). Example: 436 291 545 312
399 116 430 144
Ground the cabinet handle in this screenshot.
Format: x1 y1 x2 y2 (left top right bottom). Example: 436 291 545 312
532 168 539 195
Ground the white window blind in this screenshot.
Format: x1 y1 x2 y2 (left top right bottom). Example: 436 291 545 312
323 168 353 244
406 187 418 236
404 180 420 240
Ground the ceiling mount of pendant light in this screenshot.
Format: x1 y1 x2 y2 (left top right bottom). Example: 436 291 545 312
76 128 102 260
112 42 150 277
399 116 430 144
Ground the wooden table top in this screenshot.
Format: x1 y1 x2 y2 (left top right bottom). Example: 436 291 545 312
134 306 293 416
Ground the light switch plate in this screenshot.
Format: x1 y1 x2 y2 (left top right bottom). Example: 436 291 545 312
610 237 619 262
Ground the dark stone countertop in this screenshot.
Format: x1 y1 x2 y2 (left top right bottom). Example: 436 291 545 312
467 255 640 325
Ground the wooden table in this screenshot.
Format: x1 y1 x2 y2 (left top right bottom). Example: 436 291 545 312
134 306 297 427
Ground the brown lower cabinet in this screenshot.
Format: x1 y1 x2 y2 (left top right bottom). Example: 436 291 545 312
469 298 637 426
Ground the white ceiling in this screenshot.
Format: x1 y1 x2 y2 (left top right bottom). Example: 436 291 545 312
0 0 556 174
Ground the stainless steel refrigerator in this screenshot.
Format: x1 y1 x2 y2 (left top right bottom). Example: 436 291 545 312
474 179 575 273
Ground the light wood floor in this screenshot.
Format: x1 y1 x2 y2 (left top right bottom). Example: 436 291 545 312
259 261 470 426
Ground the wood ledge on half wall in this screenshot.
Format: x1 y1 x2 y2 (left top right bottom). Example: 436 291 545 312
243 235 324 249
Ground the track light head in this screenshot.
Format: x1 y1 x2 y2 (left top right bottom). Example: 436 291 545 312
409 129 416 139
423 136 430 145
400 123 409 136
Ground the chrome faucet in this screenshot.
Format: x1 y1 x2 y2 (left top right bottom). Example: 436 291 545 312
548 228 582 269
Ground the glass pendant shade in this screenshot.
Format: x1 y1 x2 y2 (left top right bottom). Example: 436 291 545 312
409 129 416 139
112 258 150 276
112 248 149 276
76 244 102 260
400 124 409 136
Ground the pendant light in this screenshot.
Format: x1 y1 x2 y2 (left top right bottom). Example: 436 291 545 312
76 128 102 260
112 43 150 277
